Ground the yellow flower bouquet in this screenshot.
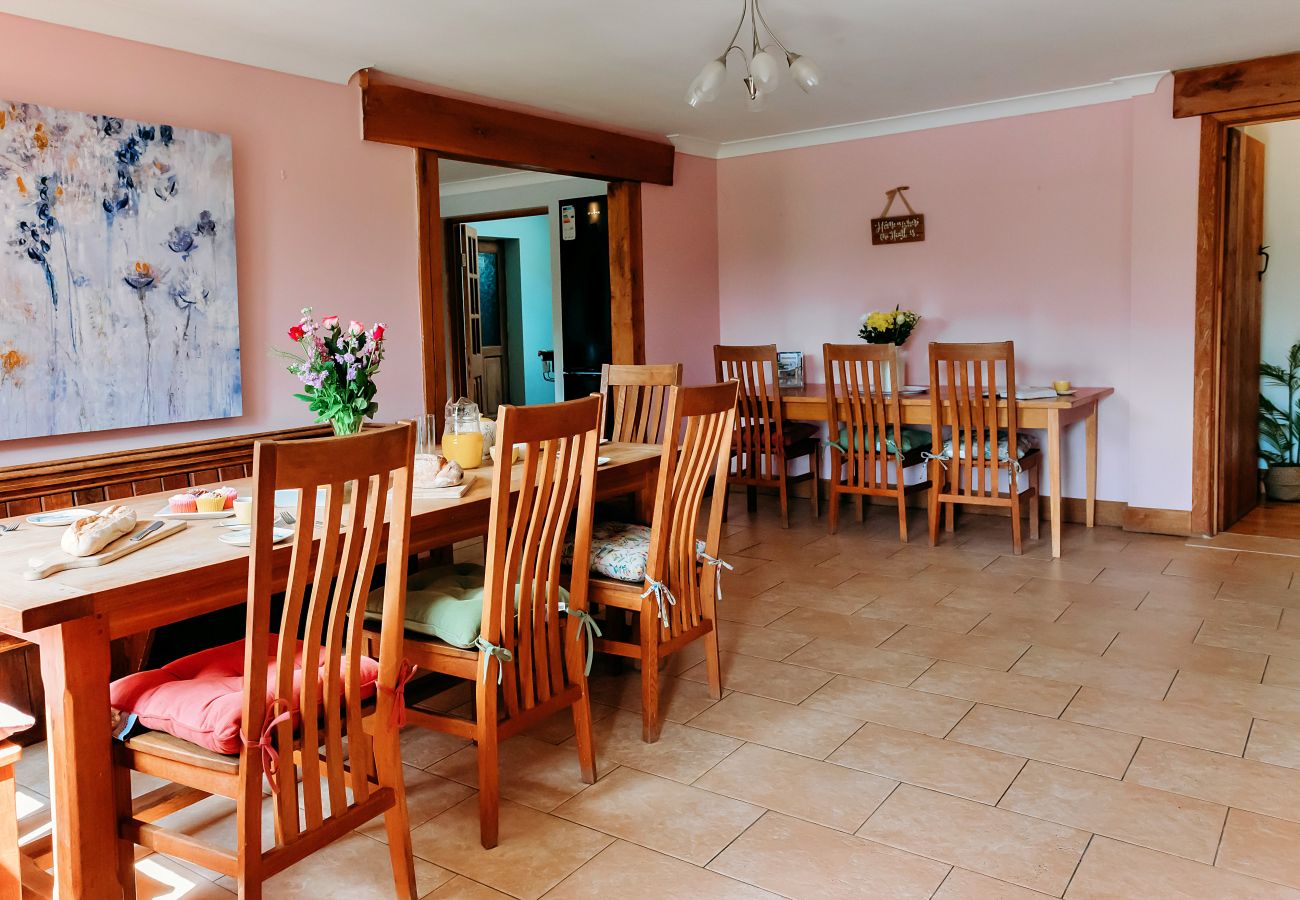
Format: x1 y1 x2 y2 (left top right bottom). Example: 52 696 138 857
858 305 921 345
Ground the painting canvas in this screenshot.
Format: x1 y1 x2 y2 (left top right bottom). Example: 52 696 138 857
0 99 240 441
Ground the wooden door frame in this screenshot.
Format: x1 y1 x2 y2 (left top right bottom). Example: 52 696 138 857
355 69 673 426
1175 51 1300 535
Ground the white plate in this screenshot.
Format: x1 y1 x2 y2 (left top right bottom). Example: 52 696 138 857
895 385 927 395
218 526 294 548
154 507 235 520
26 508 98 527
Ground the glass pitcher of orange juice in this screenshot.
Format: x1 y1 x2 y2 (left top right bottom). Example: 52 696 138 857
442 397 485 469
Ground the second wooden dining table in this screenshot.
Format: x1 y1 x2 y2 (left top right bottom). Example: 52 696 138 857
0 442 660 900
781 385 1114 557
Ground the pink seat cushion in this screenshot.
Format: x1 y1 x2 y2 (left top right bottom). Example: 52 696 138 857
0 702 34 742
109 639 379 756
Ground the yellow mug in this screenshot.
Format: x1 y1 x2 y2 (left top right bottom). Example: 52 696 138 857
233 497 253 525
1052 380 1072 394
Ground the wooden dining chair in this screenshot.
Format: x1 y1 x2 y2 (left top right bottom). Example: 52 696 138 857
107 424 419 899
823 344 932 541
926 342 1041 554
1 702 36 900
367 396 603 849
598 363 683 443
714 344 819 527
586 382 739 742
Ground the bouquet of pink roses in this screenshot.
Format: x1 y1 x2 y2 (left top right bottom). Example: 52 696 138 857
281 307 386 435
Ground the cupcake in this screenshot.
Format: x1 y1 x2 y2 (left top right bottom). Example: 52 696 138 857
194 492 226 513
168 494 198 514
216 486 239 509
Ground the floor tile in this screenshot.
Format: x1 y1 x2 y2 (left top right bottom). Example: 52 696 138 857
888 545 1002 571
1064 835 1300 899
587 671 725 723
1055 603 1204 642
828 722 1025 804
1125 739 1300 824
782 637 936 686
1103 630 1269 682
1138 592 1283 629
765 607 904 646
999 760 1226 862
1166 670 1300 725
878 625 1029 670
913 565 1030 593
814 552 932 580
1220 580 1300 609
398 725 474 770
680 651 833 704
410 796 612 900
430 735 607 812
859 784 1088 895
734 540 839 565
709 811 951 900
910 660 1079 716
759 581 876 615
1247 719 1300 770
986 555 1103 584
1062 686 1252 755
520 701 616 745
715 594 798 627
1198 621 1300 660
768 559 861 588
545 840 779 898
687 691 864 758
694 742 897 832
131 855 237 899
970 613 1117 655
948 704 1138 778
938 587 1069 622
553 767 762 865
562 709 742 784
1166 555 1292 588
1265 655 1300 690
857 596 988 633
1219 808 1300 891
1093 568 1222 602
932 868 1055 899
425 874 513 898
802 675 972 737
715 620 814 660
358 765 475 842
1010 644 1175 699
1014 577 1144 610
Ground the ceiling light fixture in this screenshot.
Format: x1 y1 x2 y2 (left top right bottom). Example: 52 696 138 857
686 0 822 111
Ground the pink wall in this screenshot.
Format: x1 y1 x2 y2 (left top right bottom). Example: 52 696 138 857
643 153 721 386
0 14 423 467
716 78 1201 510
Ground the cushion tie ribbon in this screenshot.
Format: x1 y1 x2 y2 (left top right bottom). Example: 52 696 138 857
697 552 733 605
559 602 603 677
921 450 949 471
378 659 417 729
474 636 514 685
641 578 677 629
242 697 294 794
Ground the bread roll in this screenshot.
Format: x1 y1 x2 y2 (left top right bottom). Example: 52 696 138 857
61 505 138 557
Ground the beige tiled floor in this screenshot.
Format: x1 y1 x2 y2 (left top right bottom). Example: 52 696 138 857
15 497 1300 898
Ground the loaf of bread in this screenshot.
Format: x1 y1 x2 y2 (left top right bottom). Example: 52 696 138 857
60 505 138 557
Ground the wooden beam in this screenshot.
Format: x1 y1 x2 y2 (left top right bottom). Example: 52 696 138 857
416 151 448 423
358 71 675 186
1190 117 1225 537
607 181 646 366
1174 50 1300 118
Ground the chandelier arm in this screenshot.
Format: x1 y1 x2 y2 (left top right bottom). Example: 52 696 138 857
722 0 749 58
753 0 794 57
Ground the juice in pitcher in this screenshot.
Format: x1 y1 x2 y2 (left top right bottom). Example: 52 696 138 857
443 397 486 469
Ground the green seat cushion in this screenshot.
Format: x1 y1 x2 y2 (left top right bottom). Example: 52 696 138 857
830 425 929 455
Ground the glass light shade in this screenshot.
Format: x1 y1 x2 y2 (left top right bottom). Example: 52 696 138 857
695 58 727 101
750 49 782 91
788 53 822 93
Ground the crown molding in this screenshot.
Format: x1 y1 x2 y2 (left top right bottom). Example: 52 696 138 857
669 71 1169 160
438 168 576 196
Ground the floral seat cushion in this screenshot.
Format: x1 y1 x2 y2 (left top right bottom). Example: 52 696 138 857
564 522 707 584
939 432 1036 463
830 425 929 456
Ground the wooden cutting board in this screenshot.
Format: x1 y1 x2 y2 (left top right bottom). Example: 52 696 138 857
24 519 188 581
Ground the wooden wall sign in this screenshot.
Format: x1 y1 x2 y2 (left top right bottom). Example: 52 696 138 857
871 186 925 245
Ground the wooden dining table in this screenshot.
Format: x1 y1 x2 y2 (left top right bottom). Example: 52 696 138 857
780 385 1114 557
0 442 659 899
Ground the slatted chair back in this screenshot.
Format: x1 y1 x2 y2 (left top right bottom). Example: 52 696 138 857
598 363 683 443
927 341 1021 498
243 423 415 844
714 345 784 482
642 382 740 641
483 397 601 719
823 343 906 491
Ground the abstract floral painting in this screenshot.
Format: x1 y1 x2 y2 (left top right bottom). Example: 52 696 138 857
0 99 240 440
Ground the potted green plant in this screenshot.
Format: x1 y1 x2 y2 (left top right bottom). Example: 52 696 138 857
1260 339 1300 501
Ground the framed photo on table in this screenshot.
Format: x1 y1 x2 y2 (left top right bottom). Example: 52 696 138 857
777 351 804 388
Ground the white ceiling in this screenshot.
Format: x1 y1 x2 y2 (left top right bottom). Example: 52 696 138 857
6 0 1300 147
438 161 518 184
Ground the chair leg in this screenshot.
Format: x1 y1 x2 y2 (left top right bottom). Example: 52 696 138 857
236 754 265 899
112 761 138 900
777 471 790 529
373 718 418 898
927 465 941 547
854 494 864 523
1 763 21 900
1029 464 1041 542
640 610 663 743
1009 472 1024 555
809 447 821 518
721 481 730 523
827 450 841 534
475 677 501 849
702 625 723 701
896 489 909 543
571 682 598 784
746 485 758 513
945 463 957 533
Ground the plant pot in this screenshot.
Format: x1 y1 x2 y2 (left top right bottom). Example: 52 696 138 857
1264 465 1300 502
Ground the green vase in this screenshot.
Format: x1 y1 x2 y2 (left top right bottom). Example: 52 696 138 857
331 417 360 437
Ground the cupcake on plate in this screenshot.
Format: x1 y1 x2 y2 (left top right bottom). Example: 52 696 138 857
215 486 239 509
194 492 226 513
168 494 198 514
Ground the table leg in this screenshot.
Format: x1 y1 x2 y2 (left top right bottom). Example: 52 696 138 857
1047 409 1063 558
1085 404 1098 528
37 616 122 900
635 469 657 523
